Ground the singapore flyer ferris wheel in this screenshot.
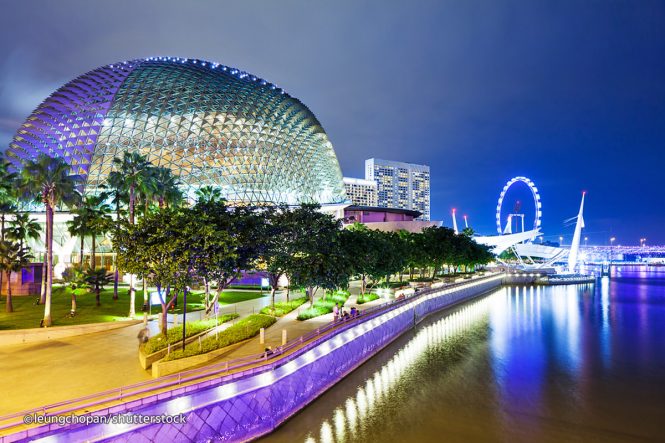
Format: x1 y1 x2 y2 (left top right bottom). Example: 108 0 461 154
496 176 542 236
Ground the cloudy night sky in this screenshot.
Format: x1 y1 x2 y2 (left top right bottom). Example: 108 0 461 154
1 1 663 244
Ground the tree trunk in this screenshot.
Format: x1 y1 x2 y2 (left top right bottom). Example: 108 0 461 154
113 267 119 301
270 286 276 308
39 223 49 305
159 286 174 336
361 274 366 296
203 277 210 309
70 292 77 315
113 199 120 301
95 287 101 306
128 185 136 317
43 201 54 327
91 235 96 270
80 235 84 270
5 271 13 313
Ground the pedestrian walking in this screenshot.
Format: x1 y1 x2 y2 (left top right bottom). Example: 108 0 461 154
137 327 150 345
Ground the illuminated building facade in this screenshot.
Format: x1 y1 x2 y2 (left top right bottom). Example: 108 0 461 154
343 177 377 206
365 158 430 220
6 57 346 206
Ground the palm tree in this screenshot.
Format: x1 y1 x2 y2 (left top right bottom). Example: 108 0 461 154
0 156 18 241
106 176 127 301
61 266 85 315
110 151 151 317
195 185 223 205
21 154 82 327
67 204 93 269
0 240 33 313
152 167 182 209
83 267 112 307
6 212 42 251
85 194 112 269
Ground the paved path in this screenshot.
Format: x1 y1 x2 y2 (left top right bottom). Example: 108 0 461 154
0 282 384 415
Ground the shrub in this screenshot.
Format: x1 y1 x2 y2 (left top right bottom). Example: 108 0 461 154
143 313 239 354
260 297 308 317
357 293 380 304
162 314 277 361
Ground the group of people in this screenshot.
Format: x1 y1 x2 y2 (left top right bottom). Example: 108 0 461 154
333 303 360 322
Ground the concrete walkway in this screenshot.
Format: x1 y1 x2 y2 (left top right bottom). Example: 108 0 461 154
0 283 385 415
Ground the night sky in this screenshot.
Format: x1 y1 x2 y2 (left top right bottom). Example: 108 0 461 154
1 1 663 244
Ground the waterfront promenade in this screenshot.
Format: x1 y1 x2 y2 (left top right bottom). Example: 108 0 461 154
0 284 380 414
0 274 501 442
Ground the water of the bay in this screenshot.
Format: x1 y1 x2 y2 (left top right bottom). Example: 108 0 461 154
261 267 665 442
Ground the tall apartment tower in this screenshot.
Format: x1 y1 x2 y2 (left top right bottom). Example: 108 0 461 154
365 158 431 220
343 177 378 206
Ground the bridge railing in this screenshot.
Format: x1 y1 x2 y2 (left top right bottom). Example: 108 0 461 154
0 273 502 433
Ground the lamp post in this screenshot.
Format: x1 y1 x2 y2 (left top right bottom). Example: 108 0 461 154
559 236 563 247
584 236 588 247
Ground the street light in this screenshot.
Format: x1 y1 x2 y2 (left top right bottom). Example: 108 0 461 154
610 237 616 262
584 236 588 247
559 236 563 247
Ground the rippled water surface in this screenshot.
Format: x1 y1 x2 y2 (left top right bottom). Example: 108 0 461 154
261 268 665 443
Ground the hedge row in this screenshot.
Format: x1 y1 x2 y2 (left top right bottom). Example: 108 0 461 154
143 313 239 354
162 314 277 361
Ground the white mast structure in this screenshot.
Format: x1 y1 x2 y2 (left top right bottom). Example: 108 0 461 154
567 192 586 273
452 208 459 234
463 214 469 228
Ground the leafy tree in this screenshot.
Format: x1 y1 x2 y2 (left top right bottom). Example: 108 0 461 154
340 223 380 295
115 207 235 334
21 154 82 327
257 206 294 306
284 205 351 305
194 201 263 315
0 240 32 313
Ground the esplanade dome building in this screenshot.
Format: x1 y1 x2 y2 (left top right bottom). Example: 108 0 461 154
7 57 346 206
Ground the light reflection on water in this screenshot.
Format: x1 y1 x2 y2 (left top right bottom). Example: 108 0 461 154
263 271 665 443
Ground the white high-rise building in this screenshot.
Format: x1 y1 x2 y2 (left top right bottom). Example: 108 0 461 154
343 177 378 206
365 158 430 220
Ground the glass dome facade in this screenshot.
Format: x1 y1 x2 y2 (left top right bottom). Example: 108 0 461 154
7 57 346 205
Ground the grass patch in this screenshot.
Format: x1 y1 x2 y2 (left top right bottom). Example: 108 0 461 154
218 290 266 304
357 293 380 304
297 290 350 321
0 286 205 330
260 297 308 317
142 313 239 354
162 314 277 361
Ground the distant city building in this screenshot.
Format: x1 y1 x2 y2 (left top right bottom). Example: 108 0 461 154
343 177 377 206
365 158 430 220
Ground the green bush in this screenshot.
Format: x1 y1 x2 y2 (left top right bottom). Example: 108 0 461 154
260 297 308 317
296 290 350 321
143 313 239 354
357 293 380 304
162 314 277 361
